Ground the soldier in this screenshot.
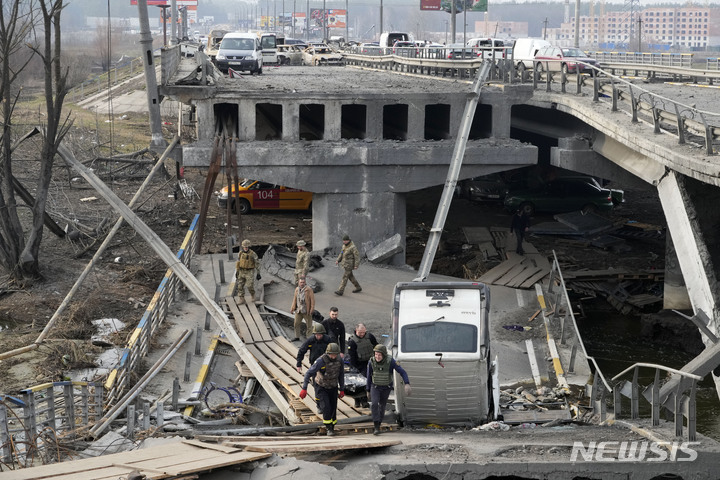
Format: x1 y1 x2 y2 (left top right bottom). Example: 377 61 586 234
290 276 315 341
299 343 345 436
235 239 260 304
334 234 361 296
367 344 411 435
294 239 309 285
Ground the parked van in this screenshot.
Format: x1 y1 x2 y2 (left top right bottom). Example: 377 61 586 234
512 37 551 71
258 32 279 65
392 281 497 426
379 32 414 52
466 37 506 59
215 32 263 75
206 29 228 63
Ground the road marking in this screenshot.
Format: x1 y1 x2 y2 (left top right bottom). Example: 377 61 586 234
516 289 526 307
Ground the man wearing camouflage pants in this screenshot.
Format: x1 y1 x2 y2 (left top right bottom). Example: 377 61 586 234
235 239 259 304
334 234 361 296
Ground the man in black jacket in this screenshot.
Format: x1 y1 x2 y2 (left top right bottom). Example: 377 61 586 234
296 323 332 374
510 208 530 255
347 323 378 407
321 306 346 357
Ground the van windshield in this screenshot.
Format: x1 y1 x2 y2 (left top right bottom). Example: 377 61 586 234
222 38 255 50
401 322 477 353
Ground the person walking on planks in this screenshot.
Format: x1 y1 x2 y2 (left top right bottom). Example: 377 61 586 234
299 343 345 436
321 306 346 357
235 239 260 303
290 276 315 341
367 344 410 435
334 234 361 296
347 323 378 407
294 239 310 285
510 209 530 255
296 323 331 373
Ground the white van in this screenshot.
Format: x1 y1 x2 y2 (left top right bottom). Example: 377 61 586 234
466 37 505 60
216 32 263 75
379 32 414 52
392 281 497 426
512 37 551 71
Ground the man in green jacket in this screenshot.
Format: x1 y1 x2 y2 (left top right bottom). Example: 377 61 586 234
334 234 361 296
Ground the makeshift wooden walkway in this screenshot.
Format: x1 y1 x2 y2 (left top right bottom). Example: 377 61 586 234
223 296 368 423
1 439 270 480
473 227 551 288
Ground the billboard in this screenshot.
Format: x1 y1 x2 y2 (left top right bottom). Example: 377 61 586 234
309 9 346 29
420 0 441 10
131 1 198 23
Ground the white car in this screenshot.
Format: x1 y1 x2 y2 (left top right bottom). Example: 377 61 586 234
301 45 344 66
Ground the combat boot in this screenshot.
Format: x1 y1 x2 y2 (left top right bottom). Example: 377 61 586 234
352 286 362 293
373 421 381 436
326 424 336 436
237 296 246 305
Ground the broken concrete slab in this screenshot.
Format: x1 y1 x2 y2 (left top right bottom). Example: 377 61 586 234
462 226 494 244
366 234 404 264
553 211 615 235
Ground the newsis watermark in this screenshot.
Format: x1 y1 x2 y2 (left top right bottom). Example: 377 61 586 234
570 441 699 462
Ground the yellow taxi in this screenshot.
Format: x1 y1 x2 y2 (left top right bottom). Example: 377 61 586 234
217 179 312 214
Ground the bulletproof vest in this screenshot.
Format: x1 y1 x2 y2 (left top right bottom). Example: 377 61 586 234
237 251 256 269
315 354 343 389
371 355 392 386
351 334 374 362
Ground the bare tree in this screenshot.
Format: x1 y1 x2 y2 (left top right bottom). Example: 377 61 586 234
0 1 37 282
0 0 72 285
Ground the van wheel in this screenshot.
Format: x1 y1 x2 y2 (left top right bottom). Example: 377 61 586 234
236 199 251 214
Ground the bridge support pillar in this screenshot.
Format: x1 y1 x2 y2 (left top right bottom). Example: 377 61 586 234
312 192 406 266
657 170 720 336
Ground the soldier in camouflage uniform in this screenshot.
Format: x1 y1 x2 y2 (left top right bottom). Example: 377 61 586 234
294 239 309 285
235 239 259 304
334 234 361 296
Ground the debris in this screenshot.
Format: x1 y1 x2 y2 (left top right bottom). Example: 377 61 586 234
474 421 510 431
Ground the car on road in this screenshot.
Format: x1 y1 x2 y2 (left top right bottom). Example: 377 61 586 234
392 41 420 57
277 44 304 65
534 46 599 74
446 44 477 60
503 177 615 215
459 173 512 202
217 179 313 214
301 45 344 66
215 32 263 75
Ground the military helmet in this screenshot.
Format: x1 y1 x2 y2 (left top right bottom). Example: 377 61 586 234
342 234 350 241
296 240 306 246
241 239 251 247
312 323 326 334
326 343 341 354
374 344 388 356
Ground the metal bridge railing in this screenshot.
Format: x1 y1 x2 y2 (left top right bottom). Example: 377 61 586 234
707 58 720 71
103 213 201 407
589 51 694 68
611 364 701 441
0 381 103 467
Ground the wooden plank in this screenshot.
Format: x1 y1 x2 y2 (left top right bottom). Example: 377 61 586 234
246 301 273 342
182 438 242 453
273 336 311 369
254 342 304 386
225 298 254 344
237 302 264 343
525 339 543 391
240 439 401 452
265 339 310 371
507 267 543 288
0 442 267 480
477 256 524 284
494 262 530 286
518 268 551 289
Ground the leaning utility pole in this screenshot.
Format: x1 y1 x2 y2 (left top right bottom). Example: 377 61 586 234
136 0 167 150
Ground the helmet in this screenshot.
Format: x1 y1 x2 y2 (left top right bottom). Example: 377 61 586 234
241 239 251 247
312 323 326 334
373 344 388 356
326 343 341 354
342 235 350 241
296 240 306 246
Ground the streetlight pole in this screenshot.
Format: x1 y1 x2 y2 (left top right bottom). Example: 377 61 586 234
380 0 383 38
323 0 327 41
345 0 348 42
292 0 296 38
